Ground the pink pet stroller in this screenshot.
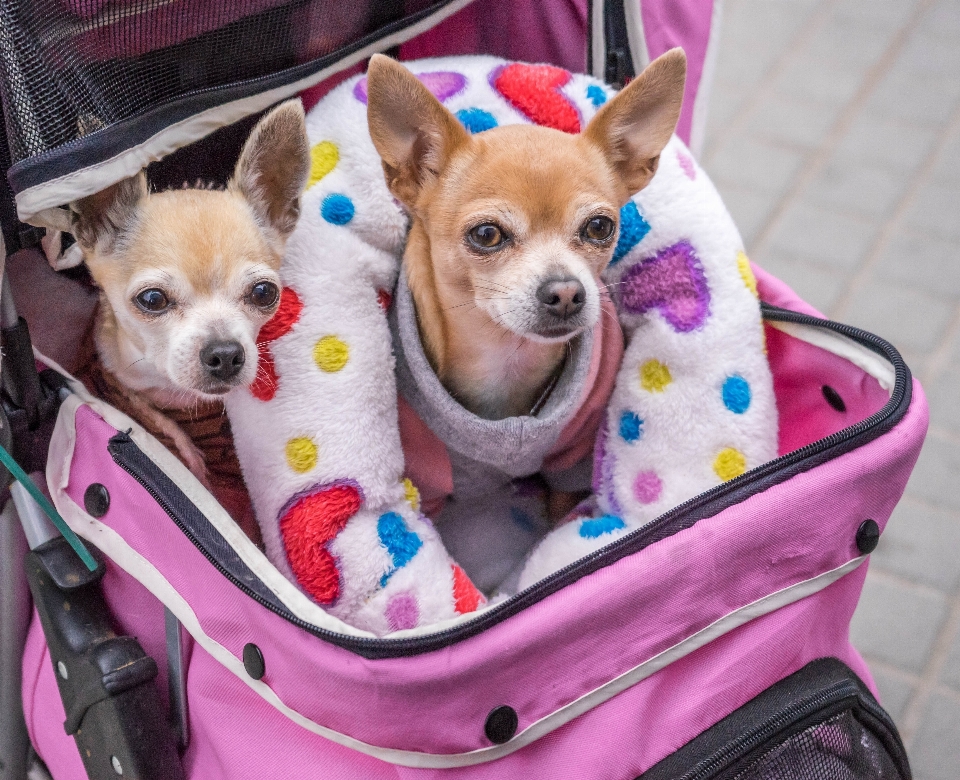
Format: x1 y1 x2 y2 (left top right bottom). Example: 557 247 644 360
0 1 927 778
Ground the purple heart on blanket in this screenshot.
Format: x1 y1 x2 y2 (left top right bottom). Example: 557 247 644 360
618 241 711 332
353 71 467 104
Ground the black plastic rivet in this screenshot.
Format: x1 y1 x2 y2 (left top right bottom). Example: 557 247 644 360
243 643 265 680
83 483 110 517
822 385 846 413
484 705 518 744
856 519 880 554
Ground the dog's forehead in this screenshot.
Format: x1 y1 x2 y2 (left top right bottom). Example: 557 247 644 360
128 190 277 290
442 126 619 223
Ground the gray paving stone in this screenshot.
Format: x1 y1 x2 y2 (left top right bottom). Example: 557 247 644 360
893 30 960 81
834 0 920 28
864 71 960 129
804 14 899 67
938 619 960 692
873 228 960 299
925 363 960 434
852 570 948 673
903 434 960 512
747 96 839 149
909 692 960 780
775 52 868 108
836 113 938 175
867 663 917 723
804 157 904 218
918 1 960 41
706 183 776 247
902 180 960 242
705 135 806 197
768 202 877 271
839 278 953 354
930 130 960 185
754 252 846 312
703 82 747 143
871 496 960 591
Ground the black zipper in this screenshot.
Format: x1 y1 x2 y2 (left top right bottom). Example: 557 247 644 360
107 306 912 659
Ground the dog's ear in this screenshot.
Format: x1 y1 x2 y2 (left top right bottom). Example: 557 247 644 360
70 172 147 253
231 100 310 244
366 54 470 209
583 48 686 199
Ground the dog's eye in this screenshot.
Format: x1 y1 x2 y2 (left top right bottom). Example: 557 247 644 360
467 223 506 250
135 289 170 313
250 281 279 308
582 216 615 243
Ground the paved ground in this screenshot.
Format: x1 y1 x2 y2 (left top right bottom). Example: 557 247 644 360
701 0 960 775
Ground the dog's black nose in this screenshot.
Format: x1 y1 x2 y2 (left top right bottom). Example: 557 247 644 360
200 340 245 381
536 277 586 319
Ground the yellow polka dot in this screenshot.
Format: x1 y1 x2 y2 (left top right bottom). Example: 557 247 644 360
402 478 420 512
307 141 339 189
737 251 759 298
285 437 317 473
713 448 747 481
640 359 672 392
313 335 349 372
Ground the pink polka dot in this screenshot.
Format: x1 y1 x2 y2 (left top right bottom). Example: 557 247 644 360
633 471 663 504
386 592 419 631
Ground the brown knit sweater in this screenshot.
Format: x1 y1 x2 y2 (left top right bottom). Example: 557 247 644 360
73 321 261 546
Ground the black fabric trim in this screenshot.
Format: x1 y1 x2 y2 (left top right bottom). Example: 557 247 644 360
7 0 463 196
638 658 911 779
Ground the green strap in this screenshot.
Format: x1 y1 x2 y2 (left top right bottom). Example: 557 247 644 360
0 442 97 571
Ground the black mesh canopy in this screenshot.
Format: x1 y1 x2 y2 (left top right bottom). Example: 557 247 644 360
0 0 469 218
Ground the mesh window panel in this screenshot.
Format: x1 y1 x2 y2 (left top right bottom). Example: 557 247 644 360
0 0 455 191
730 710 904 780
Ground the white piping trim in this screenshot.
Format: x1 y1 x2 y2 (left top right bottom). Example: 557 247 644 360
623 0 650 72
590 0 607 78
689 0 724 158
767 321 896 394
16 0 478 228
44 418 869 771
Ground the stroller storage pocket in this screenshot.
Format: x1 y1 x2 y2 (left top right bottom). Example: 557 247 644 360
640 658 910 780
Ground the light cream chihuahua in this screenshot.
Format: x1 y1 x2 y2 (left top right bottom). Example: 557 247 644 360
70 101 310 482
366 51 686 519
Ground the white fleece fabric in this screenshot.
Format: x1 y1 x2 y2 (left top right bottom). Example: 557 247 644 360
225 55 777 631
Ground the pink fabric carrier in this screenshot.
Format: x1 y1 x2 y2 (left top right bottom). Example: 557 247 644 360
21 266 925 778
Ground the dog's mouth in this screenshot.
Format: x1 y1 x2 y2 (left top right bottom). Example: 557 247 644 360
527 321 586 341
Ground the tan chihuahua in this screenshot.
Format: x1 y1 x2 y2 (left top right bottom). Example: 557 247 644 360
70 101 310 485
367 51 686 420
367 52 686 522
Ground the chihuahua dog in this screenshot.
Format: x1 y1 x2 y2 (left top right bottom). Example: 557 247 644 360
366 52 686 527
70 101 310 529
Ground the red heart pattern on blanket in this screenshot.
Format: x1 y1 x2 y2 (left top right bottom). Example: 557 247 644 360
279 480 363 605
252 288 304 402
491 63 581 133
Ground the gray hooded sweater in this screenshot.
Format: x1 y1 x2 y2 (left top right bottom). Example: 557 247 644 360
389 271 623 591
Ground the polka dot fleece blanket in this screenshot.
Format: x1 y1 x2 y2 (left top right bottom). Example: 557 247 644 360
224 56 778 635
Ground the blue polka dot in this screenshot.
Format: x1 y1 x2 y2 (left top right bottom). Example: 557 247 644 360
619 410 643 442
722 375 751 414
321 193 355 225
579 514 626 539
377 511 422 585
586 84 608 107
456 108 498 134
610 201 651 265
